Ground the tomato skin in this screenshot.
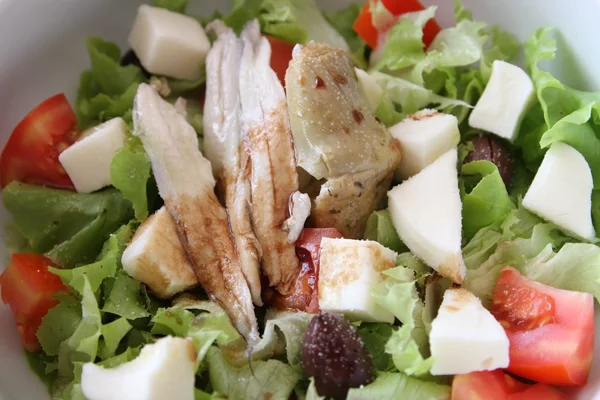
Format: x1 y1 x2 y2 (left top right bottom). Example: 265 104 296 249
352 0 441 49
492 267 595 386
266 35 295 87
506 384 567 400
452 370 567 400
0 94 78 189
268 228 343 312
0 254 66 351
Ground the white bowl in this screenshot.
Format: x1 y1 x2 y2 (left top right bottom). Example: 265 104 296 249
0 0 599 399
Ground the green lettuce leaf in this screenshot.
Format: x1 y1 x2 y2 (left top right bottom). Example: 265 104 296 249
110 142 152 221
375 7 437 72
165 72 207 97
306 373 450 400
260 0 349 49
461 160 515 239
323 3 364 52
37 295 83 356
2 182 133 267
463 221 599 307
153 0 187 13
371 71 471 119
102 272 152 320
50 224 133 294
480 25 520 83
357 323 395 372
373 266 433 376
76 37 146 128
207 347 300 400
97 347 141 368
364 209 407 253
57 277 102 379
98 318 133 360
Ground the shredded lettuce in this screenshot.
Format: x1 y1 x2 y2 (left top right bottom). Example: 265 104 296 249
101 272 152 320
461 160 515 240
76 37 146 129
2 183 133 267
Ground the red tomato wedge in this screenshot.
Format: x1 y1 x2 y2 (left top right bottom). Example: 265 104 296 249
506 384 567 400
0 254 66 352
491 267 595 386
268 228 343 313
353 0 441 49
451 370 525 400
0 94 78 189
266 35 295 87
451 370 567 400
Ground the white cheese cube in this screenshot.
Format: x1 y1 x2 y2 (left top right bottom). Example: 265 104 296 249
81 336 196 400
318 238 398 323
430 289 509 375
122 206 198 298
58 117 126 193
523 142 595 240
468 60 535 141
129 5 210 80
355 68 383 112
388 149 466 284
390 109 460 180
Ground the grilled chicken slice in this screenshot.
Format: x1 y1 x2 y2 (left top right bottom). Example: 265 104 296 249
285 42 402 238
238 21 301 295
133 83 259 345
203 21 263 306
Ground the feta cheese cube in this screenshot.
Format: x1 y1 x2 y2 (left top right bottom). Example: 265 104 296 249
122 206 198 298
318 238 398 323
129 5 211 80
58 117 126 193
430 288 509 375
523 142 595 240
468 60 536 141
81 336 196 400
389 109 460 180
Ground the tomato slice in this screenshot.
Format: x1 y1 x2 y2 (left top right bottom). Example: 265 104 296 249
506 384 567 400
491 267 594 386
451 370 569 400
352 0 441 49
0 94 78 189
266 35 295 87
268 228 343 312
0 254 66 351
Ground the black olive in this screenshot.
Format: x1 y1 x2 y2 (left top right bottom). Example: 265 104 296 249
465 134 513 186
120 49 150 78
302 312 375 400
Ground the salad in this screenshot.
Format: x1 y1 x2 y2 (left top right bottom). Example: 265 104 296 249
0 0 598 399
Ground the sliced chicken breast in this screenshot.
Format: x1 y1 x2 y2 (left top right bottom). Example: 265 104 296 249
238 21 301 295
203 21 263 305
133 83 259 345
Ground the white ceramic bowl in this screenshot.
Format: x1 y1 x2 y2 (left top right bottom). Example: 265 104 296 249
1 0 599 399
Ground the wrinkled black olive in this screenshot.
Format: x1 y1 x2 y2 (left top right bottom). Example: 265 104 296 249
302 312 375 400
120 49 150 78
465 134 513 186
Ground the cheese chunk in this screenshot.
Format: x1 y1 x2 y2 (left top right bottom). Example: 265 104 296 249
318 238 398 323
430 289 509 375
81 336 196 400
523 142 595 240
122 206 198 298
388 149 466 284
469 60 535 141
58 117 126 193
390 110 460 180
129 5 210 80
